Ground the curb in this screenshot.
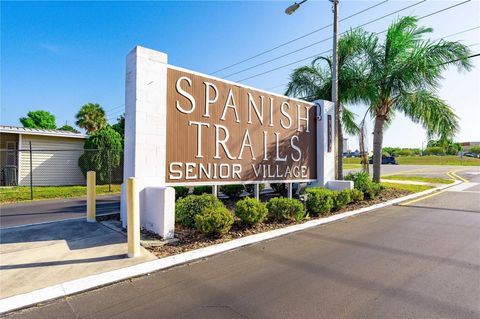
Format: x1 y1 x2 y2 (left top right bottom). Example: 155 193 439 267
0 180 462 314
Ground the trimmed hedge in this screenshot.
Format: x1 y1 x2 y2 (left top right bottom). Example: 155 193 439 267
220 184 245 198
245 183 266 194
332 189 352 211
175 194 224 228
235 197 268 225
305 188 334 216
174 186 189 200
194 206 234 237
345 171 382 199
267 197 305 221
193 186 213 195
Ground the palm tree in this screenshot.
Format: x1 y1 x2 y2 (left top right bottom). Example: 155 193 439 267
357 16 472 182
286 29 370 178
75 103 107 133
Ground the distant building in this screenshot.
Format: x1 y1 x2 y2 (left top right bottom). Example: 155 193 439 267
460 141 480 152
343 138 348 153
0 125 87 186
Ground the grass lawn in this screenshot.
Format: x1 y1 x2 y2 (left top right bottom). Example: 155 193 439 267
343 163 362 169
0 184 121 204
381 175 454 184
381 182 433 193
344 155 480 166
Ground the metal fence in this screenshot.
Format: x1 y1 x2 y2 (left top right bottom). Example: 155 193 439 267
0 148 123 200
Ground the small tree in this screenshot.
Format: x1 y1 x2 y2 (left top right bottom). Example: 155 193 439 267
19 110 56 129
78 126 122 184
111 114 125 139
75 103 107 133
57 124 80 133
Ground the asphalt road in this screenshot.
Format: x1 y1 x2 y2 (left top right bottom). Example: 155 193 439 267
5 170 479 318
1 165 474 228
0 195 120 228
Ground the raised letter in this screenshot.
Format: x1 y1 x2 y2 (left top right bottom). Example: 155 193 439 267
291 135 302 162
203 81 218 117
169 162 183 180
275 132 287 162
297 104 311 132
247 93 264 124
238 129 256 160
175 76 195 114
189 121 209 158
214 124 237 159
280 101 292 129
220 88 240 123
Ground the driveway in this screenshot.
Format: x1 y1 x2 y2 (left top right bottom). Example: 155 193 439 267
0 195 120 228
6 171 479 318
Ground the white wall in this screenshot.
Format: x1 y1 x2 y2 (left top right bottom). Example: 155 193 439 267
19 135 85 186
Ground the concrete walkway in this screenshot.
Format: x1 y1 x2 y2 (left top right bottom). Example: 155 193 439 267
0 219 156 299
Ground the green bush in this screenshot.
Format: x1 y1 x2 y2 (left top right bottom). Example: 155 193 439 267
194 206 234 237
235 197 268 225
345 171 382 199
349 189 364 202
305 188 334 216
425 146 445 156
220 184 245 198
332 189 352 211
270 183 287 194
175 194 224 228
245 183 265 194
266 197 306 221
174 186 189 200
193 186 213 195
469 146 480 155
78 126 123 184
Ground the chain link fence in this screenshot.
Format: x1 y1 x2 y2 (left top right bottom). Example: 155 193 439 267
0 147 123 202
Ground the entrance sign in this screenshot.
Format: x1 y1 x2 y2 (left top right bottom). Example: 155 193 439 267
166 67 316 184
121 46 339 239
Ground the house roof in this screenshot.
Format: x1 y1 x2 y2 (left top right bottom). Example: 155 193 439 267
0 125 87 139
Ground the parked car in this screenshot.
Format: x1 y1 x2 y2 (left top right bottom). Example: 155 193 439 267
368 155 398 165
464 153 479 158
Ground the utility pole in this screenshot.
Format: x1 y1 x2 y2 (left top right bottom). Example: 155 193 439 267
331 0 342 180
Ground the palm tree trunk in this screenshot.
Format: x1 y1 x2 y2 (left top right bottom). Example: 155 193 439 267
372 115 386 182
336 104 344 180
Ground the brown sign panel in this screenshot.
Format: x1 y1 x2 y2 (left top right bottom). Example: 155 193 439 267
165 66 317 185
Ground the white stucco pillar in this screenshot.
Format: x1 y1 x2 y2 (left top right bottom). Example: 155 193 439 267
120 46 175 239
311 100 352 190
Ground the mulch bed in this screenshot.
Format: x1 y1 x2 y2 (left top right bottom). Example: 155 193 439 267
145 187 411 258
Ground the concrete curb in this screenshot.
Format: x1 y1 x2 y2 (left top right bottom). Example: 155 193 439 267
0 180 462 314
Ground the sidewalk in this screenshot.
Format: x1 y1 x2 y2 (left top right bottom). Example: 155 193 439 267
0 219 156 299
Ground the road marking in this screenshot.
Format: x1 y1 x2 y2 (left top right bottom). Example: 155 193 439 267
445 182 478 192
399 190 446 206
448 170 469 183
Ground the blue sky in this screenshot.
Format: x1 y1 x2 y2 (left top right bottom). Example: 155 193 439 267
2 0 479 150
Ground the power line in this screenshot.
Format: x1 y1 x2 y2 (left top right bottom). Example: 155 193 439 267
209 0 391 76
104 103 125 113
235 0 473 83
224 0 427 79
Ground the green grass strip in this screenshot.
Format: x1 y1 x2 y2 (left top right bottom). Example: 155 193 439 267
381 175 454 184
381 182 433 193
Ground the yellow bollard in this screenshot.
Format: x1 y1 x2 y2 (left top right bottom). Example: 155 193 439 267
86 171 96 222
127 177 141 258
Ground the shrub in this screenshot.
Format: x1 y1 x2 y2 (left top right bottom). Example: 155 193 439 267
193 185 213 195
270 183 287 194
194 206 234 237
305 188 334 216
425 146 445 156
174 186 189 200
332 189 352 211
220 184 245 198
266 197 306 221
235 197 268 225
78 126 123 184
175 194 223 228
345 171 382 199
349 189 364 202
245 183 266 194
469 146 480 155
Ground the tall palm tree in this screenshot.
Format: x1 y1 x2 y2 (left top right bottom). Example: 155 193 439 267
286 29 370 178
75 103 107 134
357 16 472 182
